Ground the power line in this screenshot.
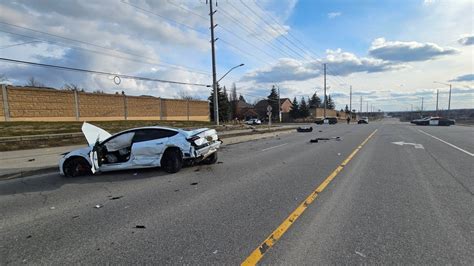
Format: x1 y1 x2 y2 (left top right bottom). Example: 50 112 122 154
251 1 350 85
120 0 208 35
218 8 296 60
0 29 211 76
237 0 309 60
218 38 274 66
0 57 211 87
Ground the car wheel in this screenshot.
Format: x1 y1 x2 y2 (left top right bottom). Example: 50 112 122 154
203 152 218 165
63 157 92 177
161 149 183 173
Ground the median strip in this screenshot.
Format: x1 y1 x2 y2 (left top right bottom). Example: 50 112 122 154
241 129 378 265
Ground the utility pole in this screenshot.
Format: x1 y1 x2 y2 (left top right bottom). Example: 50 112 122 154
323 63 327 118
421 97 424 116
366 101 368 116
448 84 452 118
276 85 282 123
349 85 352 119
360 96 362 114
208 0 219 125
436 89 439 116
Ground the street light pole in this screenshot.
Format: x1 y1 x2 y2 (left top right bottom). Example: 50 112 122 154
276 85 281 123
323 63 327 118
212 63 245 123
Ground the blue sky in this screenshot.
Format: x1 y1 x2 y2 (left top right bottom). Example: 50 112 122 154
0 0 472 111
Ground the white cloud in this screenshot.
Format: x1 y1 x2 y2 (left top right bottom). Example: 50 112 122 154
241 49 403 83
449 74 474 82
328 12 341 19
369 38 458 62
458 34 474 46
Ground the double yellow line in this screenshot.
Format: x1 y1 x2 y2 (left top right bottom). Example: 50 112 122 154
242 129 378 265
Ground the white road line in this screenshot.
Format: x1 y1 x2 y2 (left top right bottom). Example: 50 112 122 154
261 143 288 152
418 129 474 157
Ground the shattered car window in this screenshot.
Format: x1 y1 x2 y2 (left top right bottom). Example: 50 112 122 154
104 132 135 152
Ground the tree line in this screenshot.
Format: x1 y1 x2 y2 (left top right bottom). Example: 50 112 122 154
209 84 338 122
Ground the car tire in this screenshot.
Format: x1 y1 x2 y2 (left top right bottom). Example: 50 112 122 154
63 157 92 177
203 152 218 165
161 149 183 173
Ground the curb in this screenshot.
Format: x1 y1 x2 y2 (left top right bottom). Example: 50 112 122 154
0 127 298 180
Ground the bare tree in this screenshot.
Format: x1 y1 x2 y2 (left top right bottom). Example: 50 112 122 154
25 77 44 87
177 90 199 100
62 83 84 91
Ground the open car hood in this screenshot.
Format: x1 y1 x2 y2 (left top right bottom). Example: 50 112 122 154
81 122 112 146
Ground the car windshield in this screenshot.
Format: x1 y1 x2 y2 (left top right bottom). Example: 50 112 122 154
1 1 472 265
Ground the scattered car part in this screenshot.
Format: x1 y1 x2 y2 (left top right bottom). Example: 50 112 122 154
297 126 313 132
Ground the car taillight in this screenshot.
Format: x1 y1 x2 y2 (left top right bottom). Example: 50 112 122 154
187 135 200 144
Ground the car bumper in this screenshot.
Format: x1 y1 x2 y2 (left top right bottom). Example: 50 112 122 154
195 141 221 159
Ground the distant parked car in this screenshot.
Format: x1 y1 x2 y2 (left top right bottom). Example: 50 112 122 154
412 117 455 126
245 118 262 125
59 122 221 177
315 117 337 124
358 117 369 124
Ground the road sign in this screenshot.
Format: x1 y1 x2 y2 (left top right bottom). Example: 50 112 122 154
267 105 272 112
391 141 424 149
267 111 272 116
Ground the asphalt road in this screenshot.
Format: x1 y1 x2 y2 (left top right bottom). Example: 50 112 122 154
1 119 473 264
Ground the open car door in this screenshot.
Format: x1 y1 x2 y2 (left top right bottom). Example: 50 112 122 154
82 122 111 173
89 142 101 173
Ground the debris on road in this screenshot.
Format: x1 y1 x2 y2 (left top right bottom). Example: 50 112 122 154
174 189 180 192
135 225 146 229
213 250 219 254
27 158 35 162
72 215 80 219
190 182 198 186
49 206 55 210
355 251 367 258
94 204 103 209
26 235 32 239
133 173 138 176
194 168 200 172
337 153 341 156
110 196 123 200
217 161 223 164
297 126 313 132
310 137 341 143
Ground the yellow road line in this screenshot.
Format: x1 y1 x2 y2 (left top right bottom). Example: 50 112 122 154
241 129 378 266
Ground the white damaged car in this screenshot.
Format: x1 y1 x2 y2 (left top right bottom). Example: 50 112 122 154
59 122 221 177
